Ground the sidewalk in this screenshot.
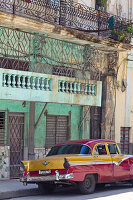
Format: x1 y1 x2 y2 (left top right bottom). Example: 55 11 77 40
0 179 39 199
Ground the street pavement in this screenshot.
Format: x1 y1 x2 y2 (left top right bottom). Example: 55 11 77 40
0 179 133 200
9 183 133 200
0 179 39 200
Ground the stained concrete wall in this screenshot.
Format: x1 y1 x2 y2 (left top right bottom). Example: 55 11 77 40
106 0 133 20
78 0 95 8
115 51 128 144
34 103 83 147
0 100 84 147
0 146 10 179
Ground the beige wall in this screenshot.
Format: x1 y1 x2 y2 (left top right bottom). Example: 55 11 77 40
106 0 133 20
75 0 133 20
78 0 95 8
129 72 133 144
115 51 128 143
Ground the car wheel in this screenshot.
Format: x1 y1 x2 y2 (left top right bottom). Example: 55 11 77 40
78 174 96 194
38 183 55 194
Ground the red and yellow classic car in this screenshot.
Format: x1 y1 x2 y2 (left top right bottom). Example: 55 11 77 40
20 139 133 194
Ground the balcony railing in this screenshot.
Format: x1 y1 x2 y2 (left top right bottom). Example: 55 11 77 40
0 68 102 106
0 0 130 34
0 25 95 75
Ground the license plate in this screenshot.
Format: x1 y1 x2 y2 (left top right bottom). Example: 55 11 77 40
39 169 51 175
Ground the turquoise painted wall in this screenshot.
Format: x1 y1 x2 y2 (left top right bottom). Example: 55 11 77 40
0 100 30 146
0 100 84 148
34 103 83 147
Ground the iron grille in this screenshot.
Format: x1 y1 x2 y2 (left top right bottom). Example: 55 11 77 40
0 57 30 71
52 66 75 77
8 113 24 178
0 112 5 146
0 25 96 75
0 0 129 33
120 127 130 154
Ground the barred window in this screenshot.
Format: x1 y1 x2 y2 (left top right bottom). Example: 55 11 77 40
52 66 75 77
0 57 29 72
0 112 5 146
120 127 130 154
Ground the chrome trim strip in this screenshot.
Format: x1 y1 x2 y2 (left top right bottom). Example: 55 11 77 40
70 161 113 166
70 156 133 167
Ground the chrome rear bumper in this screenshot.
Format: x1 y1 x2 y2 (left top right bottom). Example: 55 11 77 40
20 173 74 184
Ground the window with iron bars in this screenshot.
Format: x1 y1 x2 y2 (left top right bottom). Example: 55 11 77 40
52 66 75 77
120 127 130 154
0 112 5 146
0 57 30 72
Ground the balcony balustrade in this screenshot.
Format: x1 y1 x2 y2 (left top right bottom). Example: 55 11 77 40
3 73 52 91
0 0 129 34
58 80 96 95
0 68 102 106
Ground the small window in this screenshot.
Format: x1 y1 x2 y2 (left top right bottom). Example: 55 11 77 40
80 145 92 155
52 66 75 78
120 127 130 154
107 144 119 154
94 144 107 155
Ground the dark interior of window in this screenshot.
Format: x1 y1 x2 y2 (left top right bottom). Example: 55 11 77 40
47 144 91 156
108 143 119 154
94 144 107 155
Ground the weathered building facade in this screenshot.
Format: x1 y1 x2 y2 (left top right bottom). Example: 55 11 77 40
0 12 103 179
0 0 131 180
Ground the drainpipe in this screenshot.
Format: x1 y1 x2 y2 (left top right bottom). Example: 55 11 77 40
130 0 132 21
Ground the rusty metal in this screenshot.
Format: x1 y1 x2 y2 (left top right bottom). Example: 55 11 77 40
0 25 119 81
0 112 5 146
8 113 24 178
52 66 75 77
0 0 130 33
0 25 96 75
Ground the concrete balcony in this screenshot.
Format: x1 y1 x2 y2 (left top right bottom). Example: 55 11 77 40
0 68 102 106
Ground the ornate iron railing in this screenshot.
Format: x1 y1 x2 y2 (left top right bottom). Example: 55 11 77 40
0 0 130 33
0 25 95 75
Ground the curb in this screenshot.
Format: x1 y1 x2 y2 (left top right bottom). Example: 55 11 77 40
0 188 40 200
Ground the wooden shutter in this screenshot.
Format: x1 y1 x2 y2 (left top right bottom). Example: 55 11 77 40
46 115 68 148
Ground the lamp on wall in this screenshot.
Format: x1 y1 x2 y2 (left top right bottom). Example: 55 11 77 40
121 79 127 92
22 101 26 107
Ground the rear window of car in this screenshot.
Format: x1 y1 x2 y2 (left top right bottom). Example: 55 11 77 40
107 143 119 154
47 144 92 156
